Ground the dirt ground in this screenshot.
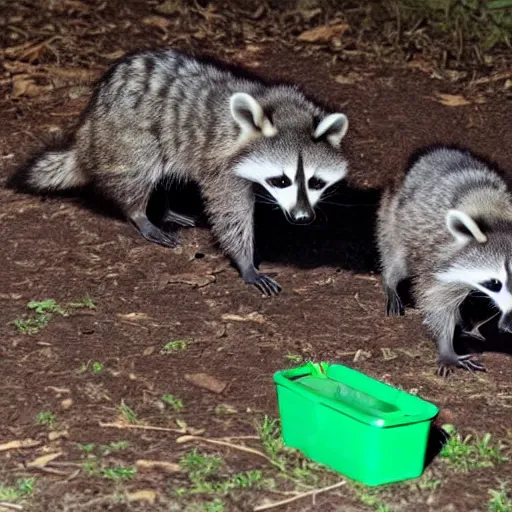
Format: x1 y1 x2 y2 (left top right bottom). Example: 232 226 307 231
1 1 512 511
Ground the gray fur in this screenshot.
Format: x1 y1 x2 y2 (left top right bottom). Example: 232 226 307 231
377 146 512 374
8 49 349 296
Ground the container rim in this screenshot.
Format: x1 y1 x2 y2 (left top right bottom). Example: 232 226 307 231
273 362 439 428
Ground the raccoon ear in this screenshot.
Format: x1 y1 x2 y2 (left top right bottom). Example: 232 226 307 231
446 209 488 244
230 93 277 138
314 113 349 147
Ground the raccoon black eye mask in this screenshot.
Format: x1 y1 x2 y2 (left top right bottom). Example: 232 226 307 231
7 48 349 296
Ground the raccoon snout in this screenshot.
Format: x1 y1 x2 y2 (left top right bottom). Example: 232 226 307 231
498 312 512 333
289 207 315 225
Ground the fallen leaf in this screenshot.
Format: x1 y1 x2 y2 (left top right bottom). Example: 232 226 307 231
11 75 53 98
184 373 227 394
433 92 470 107
334 72 365 85
0 439 42 452
61 398 73 410
221 312 265 323
298 23 350 43
48 430 69 441
166 273 216 288
142 346 155 356
27 451 63 468
117 312 151 321
126 489 158 504
143 15 171 29
136 459 181 473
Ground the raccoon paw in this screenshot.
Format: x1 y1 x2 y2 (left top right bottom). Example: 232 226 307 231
385 289 404 316
247 273 282 297
139 223 180 248
436 353 486 378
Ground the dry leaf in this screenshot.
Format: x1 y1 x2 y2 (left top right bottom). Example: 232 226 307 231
298 23 350 43
380 348 397 361
0 439 41 452
61 398 73 410
143 15 171 29
136 459 181 473
221 312 265 323
184 373 227 394
11 75 53 98
433 93 470 107
48 430 69 441
166 273 216 288
334 72 364 85
117 312 151 321
27 451 63 468
126 489 158 504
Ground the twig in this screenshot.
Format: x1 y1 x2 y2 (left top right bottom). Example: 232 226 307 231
253 480 346 511
0 503 23 511
99 421 185 434
0 439 41 452
176 435 273 463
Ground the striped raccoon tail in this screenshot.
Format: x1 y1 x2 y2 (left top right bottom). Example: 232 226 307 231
6 142 88 193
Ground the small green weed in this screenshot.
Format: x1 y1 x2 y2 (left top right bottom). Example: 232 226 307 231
178 449 274 496
28 299 65 315
77 443 96 453
101 441 129 455
440 425 507 471
13 297 96 334
101 466 136 481
67 296 96 309
80 360 104 373
119 401 137 424
36 411 56 426
256 416 285 469
187 499 225 512
161 340 188 354
349 483 393 512
214 404 237 415
180 449 224 478
162 394 183 410
0 478 35 501
203 499 225 512
13 315 51 334
488 482 512 512
285 353 303 363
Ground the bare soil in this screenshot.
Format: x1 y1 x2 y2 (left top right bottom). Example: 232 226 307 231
1 1 512 511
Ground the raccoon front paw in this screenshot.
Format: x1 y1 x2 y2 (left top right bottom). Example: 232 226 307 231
140 224 180 248
436 353 486 378
385 289 404 316
245 273 282 296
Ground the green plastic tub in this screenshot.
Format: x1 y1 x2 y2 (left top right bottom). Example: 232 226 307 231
273 362 439 486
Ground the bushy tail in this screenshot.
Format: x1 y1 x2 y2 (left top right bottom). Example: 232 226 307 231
6 145 88 193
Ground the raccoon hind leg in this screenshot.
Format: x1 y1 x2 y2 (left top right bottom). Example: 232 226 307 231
98 173 180 248
380 248 407 316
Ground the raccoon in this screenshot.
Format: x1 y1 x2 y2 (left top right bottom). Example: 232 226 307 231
377 145 512 375
7 49 349 296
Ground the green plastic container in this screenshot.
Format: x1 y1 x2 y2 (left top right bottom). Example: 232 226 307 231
273 362 439 486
